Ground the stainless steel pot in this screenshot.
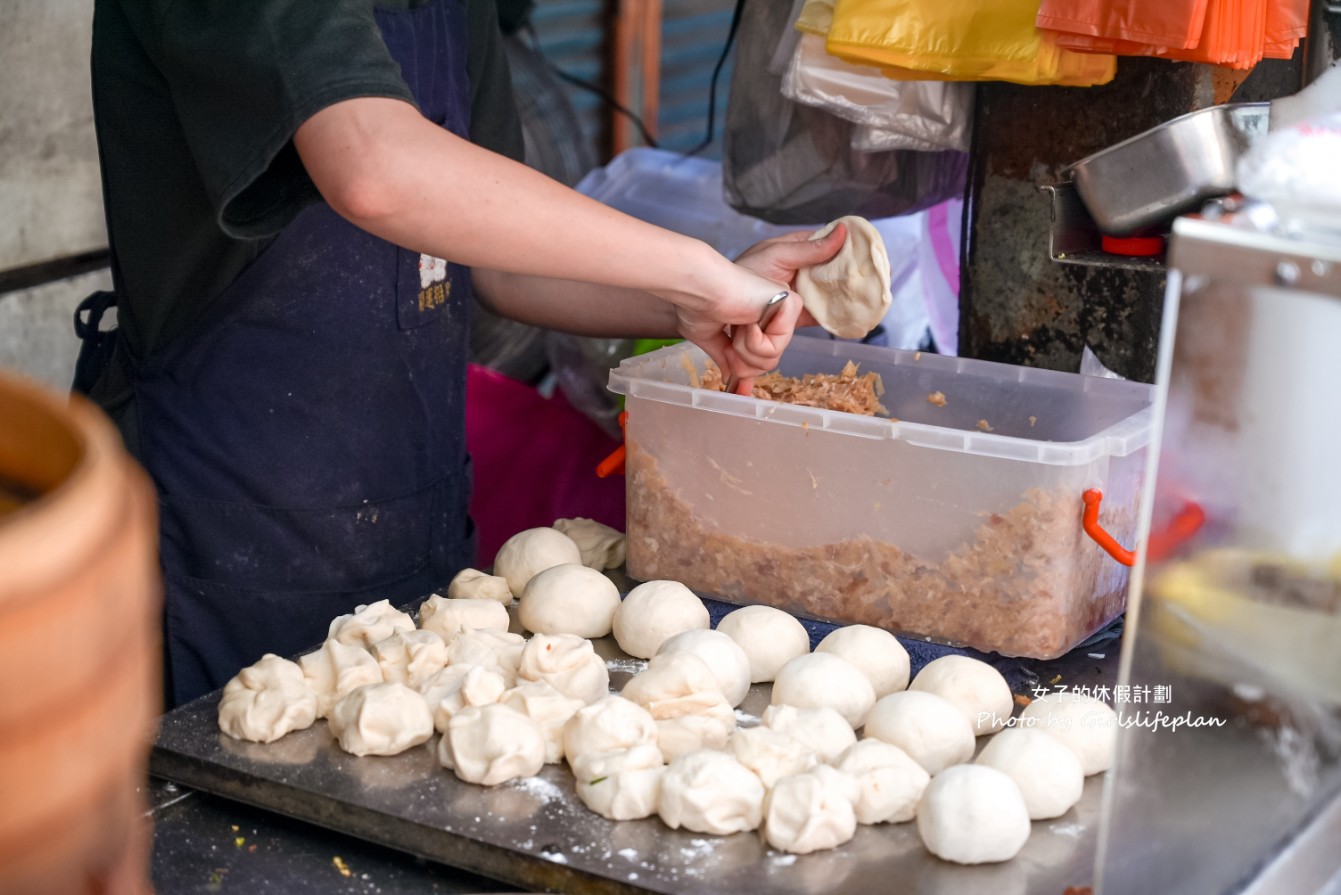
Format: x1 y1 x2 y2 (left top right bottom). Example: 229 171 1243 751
1063 102 1268 235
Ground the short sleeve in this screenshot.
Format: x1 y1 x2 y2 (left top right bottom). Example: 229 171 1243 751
466 0 525 163
156 0 417 239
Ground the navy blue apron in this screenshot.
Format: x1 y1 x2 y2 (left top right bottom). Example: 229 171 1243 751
104 0 478 707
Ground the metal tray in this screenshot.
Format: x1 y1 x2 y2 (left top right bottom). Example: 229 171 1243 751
150 608 1115 895
1063 103 1268 235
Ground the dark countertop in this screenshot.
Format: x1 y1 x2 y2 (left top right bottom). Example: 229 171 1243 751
146 776 514 894
148 594 1123 895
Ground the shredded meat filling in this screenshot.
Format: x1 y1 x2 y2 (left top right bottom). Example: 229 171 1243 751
699 360 887 417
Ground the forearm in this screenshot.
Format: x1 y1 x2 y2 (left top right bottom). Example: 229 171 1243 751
472 269 679 339
295 97 728 313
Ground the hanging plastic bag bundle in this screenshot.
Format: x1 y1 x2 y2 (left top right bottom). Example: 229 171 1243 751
785 0 973 152
721 0 967 224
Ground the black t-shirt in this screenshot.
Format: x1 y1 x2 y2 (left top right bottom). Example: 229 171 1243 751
91 0 524 366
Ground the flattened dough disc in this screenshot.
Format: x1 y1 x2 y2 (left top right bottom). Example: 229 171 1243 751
794 216 892 340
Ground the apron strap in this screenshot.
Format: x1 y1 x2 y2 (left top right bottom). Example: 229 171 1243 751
72 290 120 396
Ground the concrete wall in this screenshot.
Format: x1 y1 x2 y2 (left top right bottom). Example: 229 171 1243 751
0 0 107 389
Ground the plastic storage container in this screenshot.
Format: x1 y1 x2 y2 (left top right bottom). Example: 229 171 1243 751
608 340 1154 658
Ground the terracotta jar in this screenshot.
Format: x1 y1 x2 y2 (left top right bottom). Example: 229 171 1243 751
0 371 161 895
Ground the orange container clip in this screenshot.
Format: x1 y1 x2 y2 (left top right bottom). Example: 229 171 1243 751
596 411 630 478
1082 488 1206 566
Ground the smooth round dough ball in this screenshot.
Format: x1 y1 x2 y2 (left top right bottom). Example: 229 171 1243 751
328 682 433 757
763 765 859 854
1020 692 1117 775
793 216 893 340
658 751 766 836
438 703 546 785
835 738 930 825
816 625 910 697
518 563 621 638
772 652 876 728
910 655 1014 736
493 527 583 597
656 629 751 707
218 654 318 743
864 691 974 775
612 580 709 659
447 567 513 605
975 727 1084 820
917 765 1031 864
715 605 810 683
761 704 856 763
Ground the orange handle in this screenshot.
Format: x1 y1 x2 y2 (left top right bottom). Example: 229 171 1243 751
596 411 630 478
1082 489 1205 567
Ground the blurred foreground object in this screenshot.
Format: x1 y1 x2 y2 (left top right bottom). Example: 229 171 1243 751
0 372 162 895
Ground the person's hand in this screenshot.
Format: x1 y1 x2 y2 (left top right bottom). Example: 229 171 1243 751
719 224 848 393
655 224 847 391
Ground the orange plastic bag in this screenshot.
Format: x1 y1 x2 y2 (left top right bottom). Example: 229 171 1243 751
1036 0 1209 50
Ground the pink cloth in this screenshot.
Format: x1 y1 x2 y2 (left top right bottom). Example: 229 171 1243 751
466 364 627 568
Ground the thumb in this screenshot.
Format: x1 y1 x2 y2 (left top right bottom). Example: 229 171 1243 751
802 221 848 262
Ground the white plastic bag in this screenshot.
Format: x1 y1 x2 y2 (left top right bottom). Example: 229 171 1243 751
782 33 974 152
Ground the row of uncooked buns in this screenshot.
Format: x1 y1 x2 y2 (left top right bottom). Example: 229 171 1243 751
218 522 1117 861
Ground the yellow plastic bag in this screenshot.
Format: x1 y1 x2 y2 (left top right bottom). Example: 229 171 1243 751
825 0 1044 75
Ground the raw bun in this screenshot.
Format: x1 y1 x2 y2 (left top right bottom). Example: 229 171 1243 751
763 765 859 854
328 682 433 757
553 517 626 571
815 625 910 697
327 599 416 649
418 665 503 712
499 680 585 763
655 629 751 707
909 655 1014 736
726 726 818 789
1020 691 1118 775
444 629 526 677
612 580 709 659
621 653 735 762
658 750 766 836
447 567 513 605
761 704 857 763
572 745 665 820
299 640 383 719
916 764 1031 864
430 665 511 733
562 695 660 764
218 654 318 743
438 703 546 785
715 605 811 683
975 727 1084 820
493 527 583 597
369 629 448 688
417 596 509 642
834 738 930 825
518 563 621 638
517 633 610 704
793 216 892 339
864 691 975 775
771 652 876 728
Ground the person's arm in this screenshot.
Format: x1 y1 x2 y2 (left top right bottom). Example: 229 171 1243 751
293 97 839 378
